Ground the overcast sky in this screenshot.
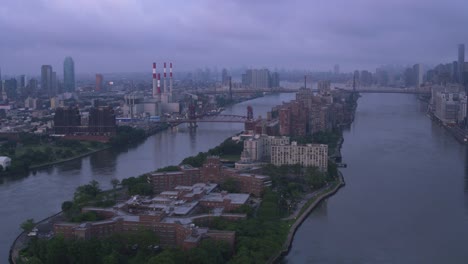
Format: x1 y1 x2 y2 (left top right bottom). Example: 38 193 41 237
1 0 468 75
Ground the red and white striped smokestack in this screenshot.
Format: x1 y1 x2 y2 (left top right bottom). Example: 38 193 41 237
170 62 173 78
152 62 157 98
163 62 167 95
169 62 173 97
157 73 161 95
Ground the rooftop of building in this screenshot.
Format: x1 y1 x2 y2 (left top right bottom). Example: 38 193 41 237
237 173 269 180
201 192 249 205
174 183 217 194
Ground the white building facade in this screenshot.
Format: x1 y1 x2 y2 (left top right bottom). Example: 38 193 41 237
271 142 328 171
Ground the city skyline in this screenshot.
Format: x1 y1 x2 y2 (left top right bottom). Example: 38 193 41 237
1 0 468 75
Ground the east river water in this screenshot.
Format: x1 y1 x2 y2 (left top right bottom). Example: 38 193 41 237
285 93 468 263
0 93 295 260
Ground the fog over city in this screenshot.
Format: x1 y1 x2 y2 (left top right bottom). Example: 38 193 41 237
1 0 468 74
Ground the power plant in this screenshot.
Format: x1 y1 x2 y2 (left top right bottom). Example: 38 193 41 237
122 62 180 120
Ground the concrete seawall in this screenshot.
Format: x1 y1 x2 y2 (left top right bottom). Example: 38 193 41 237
268 171 346 264
9 211 62 264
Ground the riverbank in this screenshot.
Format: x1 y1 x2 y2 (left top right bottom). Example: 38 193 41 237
427 108 468 144
9 211 63 264
29 146 111 170
268 172 346 263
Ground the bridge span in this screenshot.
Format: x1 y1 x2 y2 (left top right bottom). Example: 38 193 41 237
163 114 249 127
197 87 430 95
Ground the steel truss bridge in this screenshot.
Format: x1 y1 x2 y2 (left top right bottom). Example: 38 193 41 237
164 114 249 126
199 87 430 95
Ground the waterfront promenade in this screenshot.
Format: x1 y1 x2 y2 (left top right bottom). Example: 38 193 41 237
268 172 345 263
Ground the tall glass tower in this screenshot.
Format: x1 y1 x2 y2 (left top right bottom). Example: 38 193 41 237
63 57 75 92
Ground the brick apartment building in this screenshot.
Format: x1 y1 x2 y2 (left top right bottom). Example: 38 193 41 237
53 106 82 134
54 210 236 250
149 157 270 197
53 106 117 136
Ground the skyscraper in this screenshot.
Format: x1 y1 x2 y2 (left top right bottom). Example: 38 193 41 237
41 65 53 97
5 78 18 99
96 74 103 91
243 69 270 89
52 71 57 96
221 68 228 85
413 64 423 88
18 75 26 89
452 61 459 82
63 57 75 92
458 44 465 84
334 64 340 75
270 72 280 88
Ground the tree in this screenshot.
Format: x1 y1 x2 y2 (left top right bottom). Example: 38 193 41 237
110 178 120 200
46 236 68 264
111 178 120 191
147 250 176 264
102 251 119 264
61 201 73 212
21 218 35 233
156 166 180 172
220 178 240 193
74 180 102 204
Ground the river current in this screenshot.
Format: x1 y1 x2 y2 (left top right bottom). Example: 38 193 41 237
285 93 468 263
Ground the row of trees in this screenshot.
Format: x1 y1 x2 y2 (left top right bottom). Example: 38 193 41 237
61 180 117 222
291 130 341 151
20 230 160 264
181 138 243 167
198 189 290 264
0 137 100 176
109 126 146 147
261 163 337 216
121 175 153 196
21 233 232 264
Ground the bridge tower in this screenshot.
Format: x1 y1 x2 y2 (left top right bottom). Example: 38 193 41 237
229 76 233 102
247 105 253 120
188 103 197 128
353 73 356 92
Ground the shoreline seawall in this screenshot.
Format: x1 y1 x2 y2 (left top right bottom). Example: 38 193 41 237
29 146 111 170
268 171 346 264
9 211 62 264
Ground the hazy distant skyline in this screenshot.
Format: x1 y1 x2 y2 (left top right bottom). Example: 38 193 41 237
1 0 467 75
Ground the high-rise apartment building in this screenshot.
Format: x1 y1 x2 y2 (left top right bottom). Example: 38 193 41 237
28 79 38 93
88 106 117 135
54 106 82 134
95 74 103 91
17 75 26 89
413 64 423 88
52 71 58 95
242 69 279 89
41 65 53 97
4 78 18 99
270 72 280 88
63 57 75 92
334 64 340 75
271 142 328 171
458 44 465 84
252 69 270 89
221 68 228 85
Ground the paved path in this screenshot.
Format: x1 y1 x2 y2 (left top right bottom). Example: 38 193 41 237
281 184 330 221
